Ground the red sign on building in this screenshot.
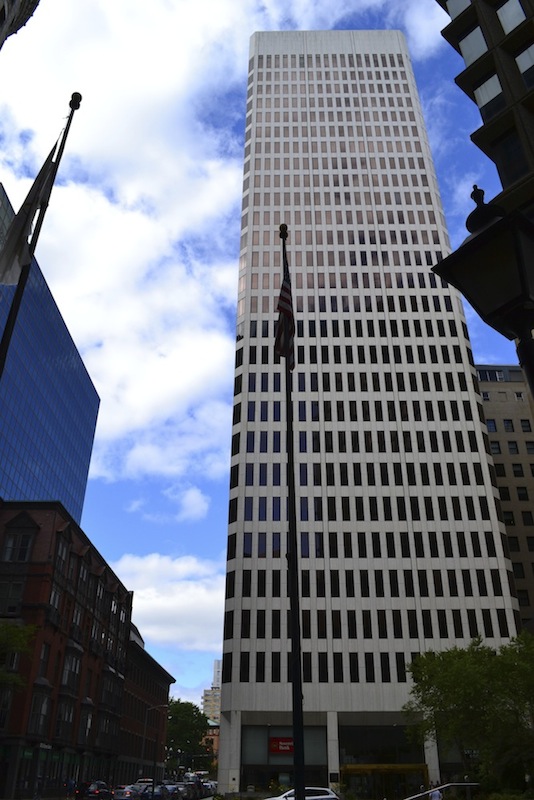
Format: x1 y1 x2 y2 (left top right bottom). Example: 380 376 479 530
269 737 294 754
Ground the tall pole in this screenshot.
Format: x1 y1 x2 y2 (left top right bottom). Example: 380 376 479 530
30 93 82 249
141 707 150 774
0 92 82 382
278 224 305 800
140 704 168 793
152 716 159 799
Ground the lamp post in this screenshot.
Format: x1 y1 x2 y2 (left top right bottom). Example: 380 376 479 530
140 704 169 790
432 188 534 397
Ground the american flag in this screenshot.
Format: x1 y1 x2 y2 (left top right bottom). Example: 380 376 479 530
274 242 295 371
0 145 56 285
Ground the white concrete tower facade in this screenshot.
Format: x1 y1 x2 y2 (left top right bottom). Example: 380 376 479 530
219 30 519 797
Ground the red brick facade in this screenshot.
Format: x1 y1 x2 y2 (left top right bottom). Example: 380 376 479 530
0 501 174 799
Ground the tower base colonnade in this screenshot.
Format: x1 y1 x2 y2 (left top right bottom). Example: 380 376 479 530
218 709 442 796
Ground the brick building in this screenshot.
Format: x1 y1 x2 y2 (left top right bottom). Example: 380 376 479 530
0 500 174 799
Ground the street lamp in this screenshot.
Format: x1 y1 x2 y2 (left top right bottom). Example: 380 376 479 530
432 189 534 396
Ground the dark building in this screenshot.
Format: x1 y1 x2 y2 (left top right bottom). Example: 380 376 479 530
0 500 175 799
0 0 40 50
0 184 99 524
437 3 534 622
436 0 534 212
118 624 175 785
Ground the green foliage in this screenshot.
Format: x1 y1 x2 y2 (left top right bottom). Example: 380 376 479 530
403 631 534 790
267 779 286 795
166 698 211 767
0 622 35 688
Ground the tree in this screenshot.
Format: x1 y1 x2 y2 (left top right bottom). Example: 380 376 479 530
486 632 534 786
0 622 35 688
403 632 534 790
166 699 212 771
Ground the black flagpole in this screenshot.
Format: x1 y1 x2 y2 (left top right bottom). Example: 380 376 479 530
0 92 82 382
30 92 82 249
279 224 305 800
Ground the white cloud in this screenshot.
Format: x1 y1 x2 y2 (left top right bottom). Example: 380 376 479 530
387 0 449 59
0 0 453 490
111 553 225 653
163 485 211 522
91 398 232 481
125 498 145 514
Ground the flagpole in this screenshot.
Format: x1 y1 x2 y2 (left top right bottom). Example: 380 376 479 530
278 223 305 800
0 92 82 382
29 92 82 252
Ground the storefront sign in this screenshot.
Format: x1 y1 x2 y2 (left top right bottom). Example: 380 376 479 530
269 737 294 754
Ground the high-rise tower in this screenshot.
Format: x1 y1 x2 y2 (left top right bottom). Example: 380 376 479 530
219 30 519 795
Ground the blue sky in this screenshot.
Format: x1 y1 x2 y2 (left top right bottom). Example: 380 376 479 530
0 0 517 704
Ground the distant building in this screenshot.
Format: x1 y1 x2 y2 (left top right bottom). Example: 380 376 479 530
201 660 221 724
0 0 40 50
204 722 220 763
435 0 534 213
212 658 221 690
0 500 175 799
477 364 534 628
202 686 221 725
0 184 99 523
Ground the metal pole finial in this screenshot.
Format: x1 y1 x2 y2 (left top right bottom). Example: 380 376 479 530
70 92 82 110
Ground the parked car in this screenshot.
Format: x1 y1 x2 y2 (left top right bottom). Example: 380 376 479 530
184 783 200 800
162 785 184 800
75 783 93 800
169 783 188 799
76 781 113 800
114 787 141 800
140 786 169 800
265 789 339 800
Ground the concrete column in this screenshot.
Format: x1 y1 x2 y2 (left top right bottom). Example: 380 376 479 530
218 709 242 795
424 738 441 785
326 711 339 785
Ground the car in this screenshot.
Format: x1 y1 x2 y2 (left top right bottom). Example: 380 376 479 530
264 789 339 800
183 782 200 800
76 781 113 800
169 783 188 799
162 786 181 800
140 786 170 800
114 787 142 800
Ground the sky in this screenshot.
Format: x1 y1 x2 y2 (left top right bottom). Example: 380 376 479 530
0 0 519 705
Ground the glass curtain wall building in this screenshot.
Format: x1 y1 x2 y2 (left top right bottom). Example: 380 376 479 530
0 184 99 523
218 30 519 795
